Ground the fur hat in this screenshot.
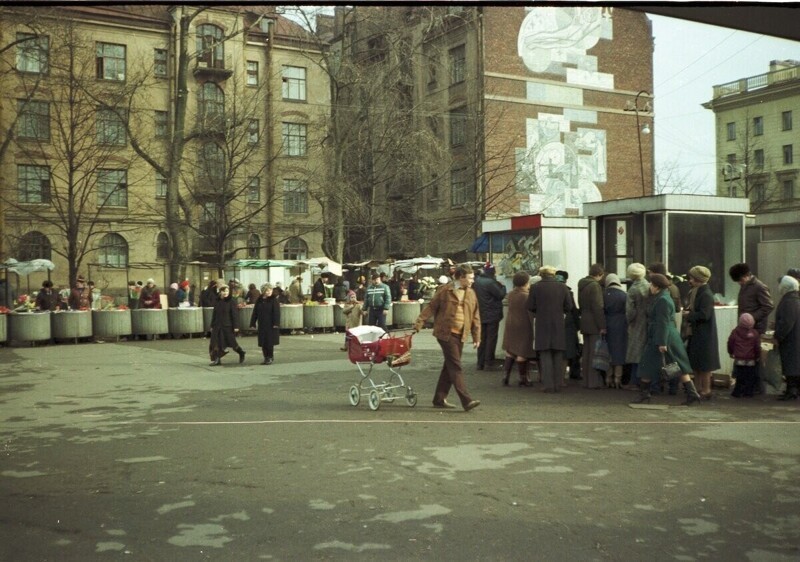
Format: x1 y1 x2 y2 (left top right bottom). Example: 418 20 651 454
170 282 179 290
738 313 755 329
627 263 646 280
538 265 557 277
688 266 711 284
180 280 190 289
146 278 156 285
218 284 230 292
649 273 670 290
729 263 751 282
779 275 799 296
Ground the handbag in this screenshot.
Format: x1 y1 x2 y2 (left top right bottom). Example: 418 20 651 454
592 336 611 372
660 352 682 381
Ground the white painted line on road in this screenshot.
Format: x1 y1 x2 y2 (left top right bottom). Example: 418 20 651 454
139 419 800 426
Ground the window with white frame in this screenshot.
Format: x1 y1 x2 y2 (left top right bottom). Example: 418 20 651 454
156 173 167 198
17 164 50 204
17 100 50 140
283 236 307 260
450 167 468 207
246 61 258 86
449 44 465 85
97 233 128 267
154 110 168 137
283 179 308 213
96 108 126 146
154 48 167 78
247 176 260 202
282 66 306 100
196 24 224 69
96 42 126 81
248 119 259 144
282 123 307 156
97 169 127 207
16 33 48 74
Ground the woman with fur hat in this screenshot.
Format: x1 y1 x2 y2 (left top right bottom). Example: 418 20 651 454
625 263 649 388
250 283 280 365
775 275 800 400
209 284 246 366
139 279 162 309
682 266 720 400
632 274 701 405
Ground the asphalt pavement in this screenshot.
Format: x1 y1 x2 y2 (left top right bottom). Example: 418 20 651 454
1 329 799 561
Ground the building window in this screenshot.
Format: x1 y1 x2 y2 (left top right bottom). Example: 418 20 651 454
96 42 126 81
449 44 465 85
726 153 737 166
282 66 306 100
783 179 795 200
247 176 260 202
450 108 466 147
154 48 167 78
156 173 167 198
753 116 763 136
18 231 51 261
246 61 258 86
97 169 127 207
17 164 50 204
755 183 766 203
784 145 794 165
98 233 128 267
196 24 224 69
782 111 793 131
17 100 50 140
247 233 260 259
282 123 307 156
283 179 308 213
199 82 225 125
726 122 736 141
754 149 764 169
156 232 170 260
450 167 468 207
248 119 259 144
199 142 225 184
283 237 308 260
96 108 127 146
201 202 218 224
16 33 48 74
154 110 168 137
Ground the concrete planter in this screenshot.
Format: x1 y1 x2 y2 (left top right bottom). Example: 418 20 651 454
168 308 203 336
92 310 132 339
202 307 214 332
333 304 347 328
131 309 168 336
280 304 303 330
8 312 51 343
392 301 420 327
51 310 92 341
0 314 6 343
303 305 334 329
237 306 254 332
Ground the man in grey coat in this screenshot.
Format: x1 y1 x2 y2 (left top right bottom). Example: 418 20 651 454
578 263 607 389
528 266 573 392
473 263 506 370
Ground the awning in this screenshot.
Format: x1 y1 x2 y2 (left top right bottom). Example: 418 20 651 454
2 258 56 276
468 234 489 253
227 259 295 269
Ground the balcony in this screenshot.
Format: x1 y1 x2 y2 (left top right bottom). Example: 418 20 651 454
712 64 800 99
193 56 233 81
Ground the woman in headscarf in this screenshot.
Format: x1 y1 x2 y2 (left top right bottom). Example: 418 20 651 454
603 273 628 389
209 284 246 366
501 271 536 386
250 283 281 365
682 266 720 400
775 275 800 400
625 263 649 388
631 274 701 405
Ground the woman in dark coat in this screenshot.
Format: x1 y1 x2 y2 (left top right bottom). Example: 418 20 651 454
250 283 281 365
501 271 536 386
556 271 581 381
632 274 701 405
35 280 60 311
682 266 720 400
209 284 245 366
775 275 800 400
603 274 628 389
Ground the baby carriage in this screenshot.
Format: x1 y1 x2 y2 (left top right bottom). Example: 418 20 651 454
345 325 418 411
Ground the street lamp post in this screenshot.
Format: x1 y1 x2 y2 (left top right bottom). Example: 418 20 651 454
624 90 652 197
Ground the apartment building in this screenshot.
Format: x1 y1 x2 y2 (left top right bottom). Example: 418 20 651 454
0 5 329 289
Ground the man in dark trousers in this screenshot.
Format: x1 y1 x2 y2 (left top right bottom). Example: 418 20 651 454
473 263 506 370
578 263 606 389
363 273 392 329
730 262 774 394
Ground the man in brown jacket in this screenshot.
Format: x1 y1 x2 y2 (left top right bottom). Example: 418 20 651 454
415 265 481 411
578 263 607 389
730 262 774 394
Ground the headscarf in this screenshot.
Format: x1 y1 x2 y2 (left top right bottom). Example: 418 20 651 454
649 273 670 290
169 282 179 290
627 263 646 280
779 275 799 296
605 273 624 291
260 282 272 292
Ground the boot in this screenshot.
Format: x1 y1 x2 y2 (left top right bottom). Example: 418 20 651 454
614 366 623 390
778 377 799 400
631 380 651 404
502 356 515 386
517 360 531 387
209 354 221 366
236 347 246 364
682 379 702 405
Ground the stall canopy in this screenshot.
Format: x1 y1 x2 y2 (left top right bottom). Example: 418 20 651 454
227 259 295 269
468 234 489 253
299 257 342 276
2 258 56 276
392 256 444 274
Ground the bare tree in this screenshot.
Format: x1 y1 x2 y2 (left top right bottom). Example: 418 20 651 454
655 157 709 195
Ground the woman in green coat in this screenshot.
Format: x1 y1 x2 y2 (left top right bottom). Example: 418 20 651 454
632 274 702 405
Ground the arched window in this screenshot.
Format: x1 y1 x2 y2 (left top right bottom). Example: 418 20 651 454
247 233 260 259
97 233 128 268
18 231 51 261
199 142 225 185
156 232 170 260
196 24 224 69
199 81 224 124
283 237 307 260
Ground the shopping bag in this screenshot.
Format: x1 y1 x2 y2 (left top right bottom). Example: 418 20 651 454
592 337 611 371
660 352 682 380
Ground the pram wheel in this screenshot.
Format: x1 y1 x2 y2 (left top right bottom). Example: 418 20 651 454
348 385 361 406
368 390 381 411
406 388 417 407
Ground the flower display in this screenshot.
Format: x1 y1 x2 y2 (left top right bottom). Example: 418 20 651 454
417 277 438 294
13 294 35 312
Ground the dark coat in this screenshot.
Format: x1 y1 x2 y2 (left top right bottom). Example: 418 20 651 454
775 291 800 377
638 289 691 379
502 286 535 359
209 296 238 354
199 285 218 308
685 283 721 372
737 276 774 334
603 287 628 365
578 276 605 335
473 274 506 324
250 295 281 348
564 287 581 360
35 289 60 311
527 277 572 351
